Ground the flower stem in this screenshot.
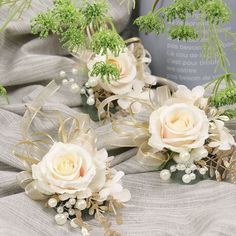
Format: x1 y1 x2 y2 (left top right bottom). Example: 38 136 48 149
152 0 160 12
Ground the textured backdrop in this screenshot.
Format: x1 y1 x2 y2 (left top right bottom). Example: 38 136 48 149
0 1 236 236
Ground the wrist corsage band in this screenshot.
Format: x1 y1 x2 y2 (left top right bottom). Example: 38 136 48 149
14 81 131 236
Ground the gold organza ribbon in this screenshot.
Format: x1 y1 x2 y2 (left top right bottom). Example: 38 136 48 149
21 80 60 139
15 81 91 200
98 86 173 168
137 142 170 168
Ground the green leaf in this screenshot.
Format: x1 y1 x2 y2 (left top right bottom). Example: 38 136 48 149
0 85 7 96
81 93 99 121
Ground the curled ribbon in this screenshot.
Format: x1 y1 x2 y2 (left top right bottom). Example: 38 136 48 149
98 86 175 168
15 81 91 200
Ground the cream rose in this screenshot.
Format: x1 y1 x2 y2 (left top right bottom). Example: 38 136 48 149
148 103 209 153
87 50 137 95
32 142 108 196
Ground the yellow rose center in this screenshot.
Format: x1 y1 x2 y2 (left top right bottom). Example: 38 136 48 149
54 153 81 176
107 57 129 78
107 58 121 72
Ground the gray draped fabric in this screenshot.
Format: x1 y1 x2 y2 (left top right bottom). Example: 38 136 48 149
1 1 236 236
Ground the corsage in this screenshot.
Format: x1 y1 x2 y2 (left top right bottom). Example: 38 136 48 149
14 81 131 236
99 84 236 184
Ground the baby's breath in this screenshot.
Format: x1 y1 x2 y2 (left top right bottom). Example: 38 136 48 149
60 27 86 53
169 25 198 41
223 109 236 119
134 11 165 35
211 85 236 107
90 61 120 83
81 0 109 30
164 0 195 22
201 0 231 25
91 29 125 56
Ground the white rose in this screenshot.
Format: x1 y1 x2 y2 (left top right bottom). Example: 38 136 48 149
148 103 209 153
87 50 137 95
32 142 108 195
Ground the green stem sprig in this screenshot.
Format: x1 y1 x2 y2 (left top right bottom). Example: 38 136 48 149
135 0 236 108
0 0 32 32
31 0 126 83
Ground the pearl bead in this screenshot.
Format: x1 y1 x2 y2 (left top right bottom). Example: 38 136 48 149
65 201 71 208
199 168 207 175
88 88 94 95
69 198 76 205
75 200 87 210
88 78 98 87
72 68 79 75
59 71 66 78
176 164 186 171
185 168 191 174
69 78 75 83
62 79 69 86
70 83 80 93
179 151 191 162
48 198 57 208
160 169 171 181
190 173 196 180
70 219 79 228
182 174 191 184
55 214 67 225
85 82 90 88
190 164 197 171
68 208 75 216
170 165 176 172
57 206 64 214
80 87 86 94
87 97 95 106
